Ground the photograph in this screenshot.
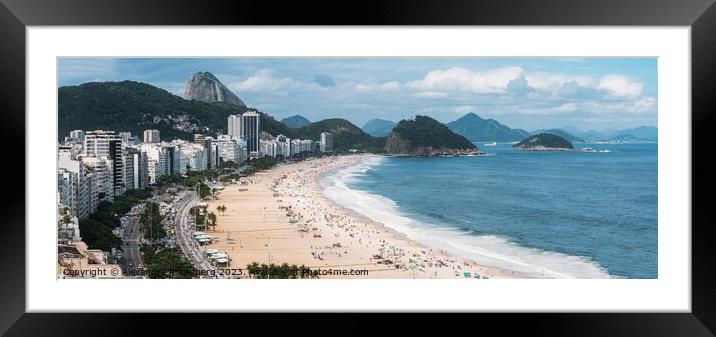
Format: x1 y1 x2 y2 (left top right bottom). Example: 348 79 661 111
56 57 658 280
1 0 710 331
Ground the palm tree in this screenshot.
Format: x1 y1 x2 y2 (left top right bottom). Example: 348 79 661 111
207 212 217 231
280 263 290 279
260 263 270 279
247 262 260 278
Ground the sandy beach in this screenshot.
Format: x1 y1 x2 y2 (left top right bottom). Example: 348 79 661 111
203 155 532 279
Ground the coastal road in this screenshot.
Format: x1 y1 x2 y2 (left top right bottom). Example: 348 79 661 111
174 191 223 278
120 204 145 273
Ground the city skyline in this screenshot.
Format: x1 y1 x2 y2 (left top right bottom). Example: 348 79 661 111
58 57 658 131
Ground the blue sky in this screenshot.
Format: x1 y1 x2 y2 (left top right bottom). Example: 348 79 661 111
58 57 657 131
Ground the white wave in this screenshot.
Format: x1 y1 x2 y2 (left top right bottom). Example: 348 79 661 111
321 155 612 279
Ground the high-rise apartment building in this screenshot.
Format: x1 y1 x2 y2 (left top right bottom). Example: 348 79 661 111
143 129 161 143
320 132 334 153
241 111 261 158
227 114 242 139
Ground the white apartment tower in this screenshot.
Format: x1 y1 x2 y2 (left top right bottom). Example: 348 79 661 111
320 132 334 153
227 114 242 139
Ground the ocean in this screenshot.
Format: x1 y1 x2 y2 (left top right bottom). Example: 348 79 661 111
321 143 658 279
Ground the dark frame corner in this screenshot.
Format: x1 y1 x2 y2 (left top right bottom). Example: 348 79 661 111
1 0 714 335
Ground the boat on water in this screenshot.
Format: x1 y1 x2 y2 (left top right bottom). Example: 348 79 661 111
580 147 611 153
484 142 497 147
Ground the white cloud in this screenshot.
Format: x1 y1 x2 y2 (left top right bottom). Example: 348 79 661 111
553 103 579 113
596 75 643 97
224 65 653 124
355 81 401 92
452 105 477 114
525 73 594 91
230 69 304 92
415 91 448 98
526 73 643 98
632 96 657 113
406 66 524 94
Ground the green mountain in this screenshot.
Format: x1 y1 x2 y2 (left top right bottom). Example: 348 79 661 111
58 81 295 141
281 115 311 128
362 118 397 137
385 115 478 155
513 133 574 150
446 113 529 142
530 128 584 143
295 118 385 153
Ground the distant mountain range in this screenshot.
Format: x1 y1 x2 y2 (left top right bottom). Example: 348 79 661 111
444 112 656 143
445 113 529 142
281 115 311 128
560 125 657 142
608 126 658 141
362 118 397 137
530 128 584 143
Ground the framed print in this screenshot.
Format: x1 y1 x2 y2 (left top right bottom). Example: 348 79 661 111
1 0 715 335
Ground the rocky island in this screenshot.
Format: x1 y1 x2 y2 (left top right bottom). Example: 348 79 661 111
384 115 479 156
512 133 574 151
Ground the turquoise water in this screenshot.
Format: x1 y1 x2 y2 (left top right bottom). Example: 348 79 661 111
322 143 657 278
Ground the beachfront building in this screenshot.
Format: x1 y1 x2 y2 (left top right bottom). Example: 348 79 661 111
241 110 261 159
261 135 316 159
260 141 278 158
143 129 160 143
139 143 170 184
195 134 217 169
320 132 334 153
275 134 291 157
84 130 125 196
292 139 314 155
171 140 208 174
227 114 242 139
214 135 247 165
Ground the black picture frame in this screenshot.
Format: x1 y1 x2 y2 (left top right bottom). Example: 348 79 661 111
1 0 714 335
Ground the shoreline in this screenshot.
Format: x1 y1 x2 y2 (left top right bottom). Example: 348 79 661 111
204 154 538 279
